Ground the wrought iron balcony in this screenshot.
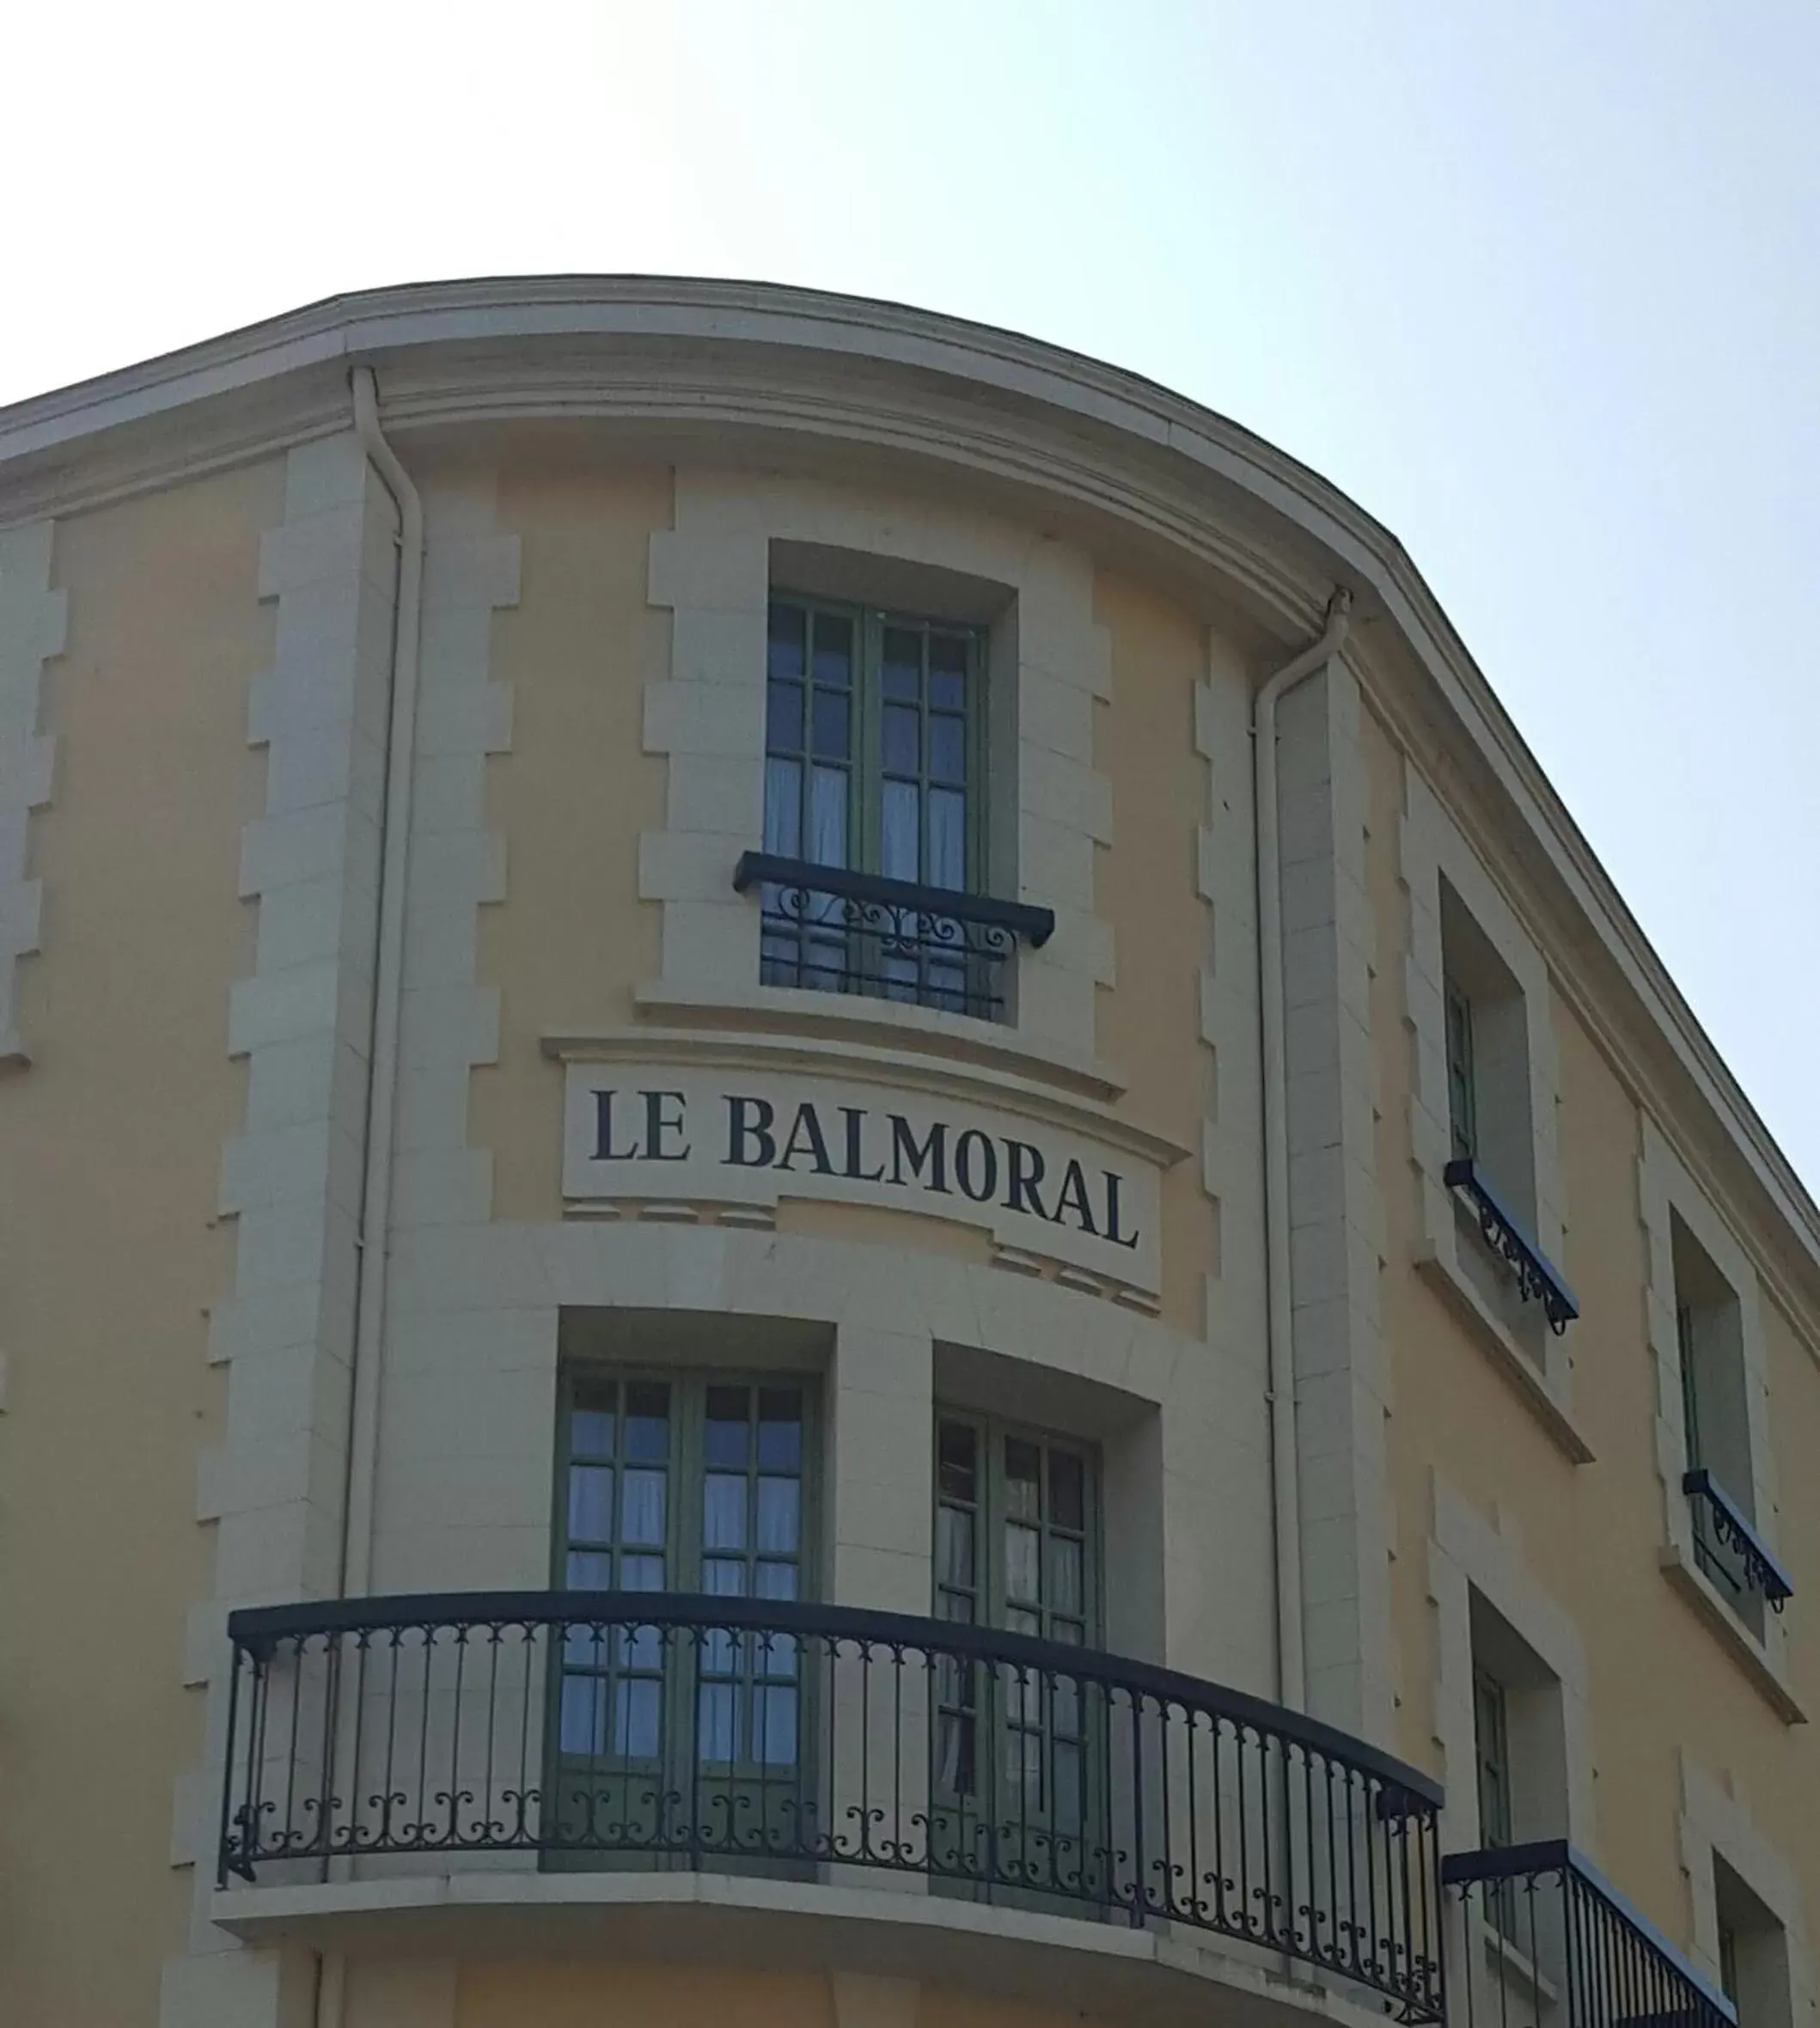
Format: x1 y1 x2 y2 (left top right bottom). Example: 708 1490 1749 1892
1445 1842 1735 2028
1683 1469 1794 1612
219 1589 1444 2020
1444 1158 1579 1335
733 852 1054 1023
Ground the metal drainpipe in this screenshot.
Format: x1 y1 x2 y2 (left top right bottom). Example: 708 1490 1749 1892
314 365 425 2028
1253 586 1353 1713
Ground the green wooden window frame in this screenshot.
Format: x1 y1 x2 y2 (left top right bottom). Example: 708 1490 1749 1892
932 1408 1100 1812
553 1370 818 1768
1444 974 1478 1164
1472 1664 1512 1848
763 593 989 893
1678 1303 1707 1473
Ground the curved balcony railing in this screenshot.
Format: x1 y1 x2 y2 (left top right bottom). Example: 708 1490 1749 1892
734 851 1055 1023
1445 1842 1735 2028
219 1590 1444 2020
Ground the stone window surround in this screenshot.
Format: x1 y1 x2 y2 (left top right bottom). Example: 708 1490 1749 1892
1639 1117 1800 1720
1679 1751 1814 2028
1401 767 1584 1461
641 469 1115 1090
1427 1470 1593 1855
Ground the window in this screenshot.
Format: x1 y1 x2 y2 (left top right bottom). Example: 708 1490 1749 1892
764 596 984 892
1439 881 1536 1222
554 1373 813 1769
1713 1854 1793 2028
1445 973 1478 1164
1674 1214 1763 1628
1466 1591 1568 1854
933 1412 1099 1855
1472 1665 1512 1851
1434 877 1577 1347
759 595 1000 1016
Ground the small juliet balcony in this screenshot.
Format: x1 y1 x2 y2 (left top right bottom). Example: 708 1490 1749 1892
216 1591 1444 2025
733 852 1055 1023
1444 1841 1735 2028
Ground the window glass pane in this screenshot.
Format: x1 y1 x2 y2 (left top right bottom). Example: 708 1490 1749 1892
1050 1536 1083 1616
755 1560 797 1600
809 767 848 867
564 1622 606 1670
624 1384 669 1460
559 1674 605 1756
812 613 853 687
567 1464 614 1542
1052 1617 1084 1646
757 1390 803 1468
766 679 803 752
811 687 851 760
1004 1438 1041 1520
768 602 806 679
881 779 919 883
757 1475 800 1553
1054 1740 1083 1829
702 1556 747 1596
936 1710 974 1794
756 1683 799 1763
566 1549 613 1589
883 703 920 775
702 1473 747 1550
705 1387 749 1465
939 1420 977 1503
620 1552 665 1591
1005 1605 1041 1640
698 1683 738 1762
616 1677 662 1759
937 1503 974 1588
927 787 965 891
570 1405 614 1457
1050 1451 1084 1533
1005 1522 1041 1604
763 757 801 858
882 626 921 696
928 632 968 709
620 1467 668 1546
929 714 966 786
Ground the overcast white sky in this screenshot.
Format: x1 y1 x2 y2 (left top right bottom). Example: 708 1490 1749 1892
6 1 1817 1190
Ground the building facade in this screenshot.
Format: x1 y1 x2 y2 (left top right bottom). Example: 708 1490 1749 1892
0 278 1814 2028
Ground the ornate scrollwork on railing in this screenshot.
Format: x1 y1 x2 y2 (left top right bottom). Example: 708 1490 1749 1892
1683 1468 1795 1611
219 1589 1445 2021
1444 1158 1579 1335
732 852 1054 1023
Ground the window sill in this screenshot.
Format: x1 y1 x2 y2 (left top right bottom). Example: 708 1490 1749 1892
632 977 1127 1103
1659 1542 1805 1725
1415 1246 1595 1465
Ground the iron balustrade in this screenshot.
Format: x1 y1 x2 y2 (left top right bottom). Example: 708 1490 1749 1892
1444 1842 1735 2028
1444 1159 1580 1335
1683 1469 1794 1612
733 852 1054 1023
219 1589 1444 2020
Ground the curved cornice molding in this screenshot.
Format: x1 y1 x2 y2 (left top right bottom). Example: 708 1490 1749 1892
3 274 1815 1299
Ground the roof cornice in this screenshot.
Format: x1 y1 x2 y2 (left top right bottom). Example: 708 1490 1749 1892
3 274 1813 1302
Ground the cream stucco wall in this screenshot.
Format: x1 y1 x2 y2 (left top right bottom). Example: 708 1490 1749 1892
0 462 278 2026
